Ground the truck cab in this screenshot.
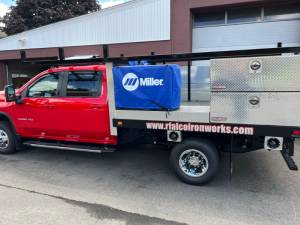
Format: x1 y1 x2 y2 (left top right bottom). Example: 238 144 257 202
0 65 117 148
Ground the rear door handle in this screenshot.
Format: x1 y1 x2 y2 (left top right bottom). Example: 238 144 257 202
89 104 101 110
47 105 55 109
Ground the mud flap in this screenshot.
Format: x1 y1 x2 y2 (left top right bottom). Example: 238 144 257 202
281 138 298 171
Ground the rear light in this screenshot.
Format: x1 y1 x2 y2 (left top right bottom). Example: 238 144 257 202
292 130 300 136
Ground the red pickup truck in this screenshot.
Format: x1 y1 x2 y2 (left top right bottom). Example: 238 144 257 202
0 55 298 185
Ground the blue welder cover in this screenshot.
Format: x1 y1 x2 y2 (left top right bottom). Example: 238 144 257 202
113 65 181 110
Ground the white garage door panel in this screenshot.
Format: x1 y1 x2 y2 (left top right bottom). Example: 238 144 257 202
193 20 300 52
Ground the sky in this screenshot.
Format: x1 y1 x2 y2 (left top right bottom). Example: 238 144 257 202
0 0 128 17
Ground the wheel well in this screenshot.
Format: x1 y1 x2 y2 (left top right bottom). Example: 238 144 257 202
0 113 23 150
0 113 16 133
181 132 264 153
0 114 10 122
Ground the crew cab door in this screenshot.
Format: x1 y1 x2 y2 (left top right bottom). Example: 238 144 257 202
13 72 64 138
49 70 113 144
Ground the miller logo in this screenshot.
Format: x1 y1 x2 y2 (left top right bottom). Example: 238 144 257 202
122 73 164 92
122 73 139 91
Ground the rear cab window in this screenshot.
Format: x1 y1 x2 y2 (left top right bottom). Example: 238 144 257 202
65 71 102 97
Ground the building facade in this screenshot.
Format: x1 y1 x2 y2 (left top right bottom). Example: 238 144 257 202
0 0 299 89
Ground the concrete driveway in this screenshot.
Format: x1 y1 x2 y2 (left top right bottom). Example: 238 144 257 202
0 140 299 225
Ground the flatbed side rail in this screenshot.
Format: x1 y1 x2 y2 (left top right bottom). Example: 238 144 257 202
20 46 300 65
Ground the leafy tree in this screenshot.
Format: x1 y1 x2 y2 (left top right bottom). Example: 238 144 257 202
1 0 100 35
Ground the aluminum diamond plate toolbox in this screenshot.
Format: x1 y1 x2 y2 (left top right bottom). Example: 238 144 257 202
210 92 300 127
211 55 300 92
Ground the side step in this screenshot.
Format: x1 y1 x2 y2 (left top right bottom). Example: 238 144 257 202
23 141 116 154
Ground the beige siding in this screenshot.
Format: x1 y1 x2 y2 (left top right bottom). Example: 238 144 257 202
0 0 171 51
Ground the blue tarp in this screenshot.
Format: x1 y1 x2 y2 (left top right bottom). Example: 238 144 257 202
113 65 181 110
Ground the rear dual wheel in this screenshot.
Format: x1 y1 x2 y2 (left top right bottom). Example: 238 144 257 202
170 138 220 185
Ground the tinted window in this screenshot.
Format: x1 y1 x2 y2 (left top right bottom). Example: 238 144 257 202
66 72 101 97
228 7 261 24
194 11 225 27
28 73 59 97
265 4 300 21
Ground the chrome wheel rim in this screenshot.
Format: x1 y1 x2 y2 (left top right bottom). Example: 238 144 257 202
179 149 209 177
0 129 9 149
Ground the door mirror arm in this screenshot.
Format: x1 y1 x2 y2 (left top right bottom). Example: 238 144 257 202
15 95 23 105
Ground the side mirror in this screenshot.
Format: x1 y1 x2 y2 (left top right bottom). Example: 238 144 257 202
4 85 16 102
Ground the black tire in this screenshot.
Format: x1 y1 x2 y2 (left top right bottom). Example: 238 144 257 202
0 121 17 154
170 138 220 185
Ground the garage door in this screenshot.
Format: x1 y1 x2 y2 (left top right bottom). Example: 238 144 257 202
193 3 300 52
189 3 300 102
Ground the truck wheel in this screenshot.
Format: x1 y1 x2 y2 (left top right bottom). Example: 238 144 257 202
0 121 16 154
170 138 220 185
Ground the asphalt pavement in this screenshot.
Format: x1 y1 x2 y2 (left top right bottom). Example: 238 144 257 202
0 140 299 225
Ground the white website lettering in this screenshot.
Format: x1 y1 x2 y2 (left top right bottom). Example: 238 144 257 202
146 122 254 135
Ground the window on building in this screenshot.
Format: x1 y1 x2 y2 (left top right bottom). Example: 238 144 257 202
66 72 102 97
27 73 59 97
228 7 261 24
12 73 30 89
193 11 225 27
264 4 300 21
193 4 300 28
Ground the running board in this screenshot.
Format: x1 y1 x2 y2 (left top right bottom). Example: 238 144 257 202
23 141 116 154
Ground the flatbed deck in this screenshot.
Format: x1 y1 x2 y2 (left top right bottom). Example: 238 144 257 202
114 101 210 123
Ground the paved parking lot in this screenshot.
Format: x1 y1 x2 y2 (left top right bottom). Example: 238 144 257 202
0 140 300 225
